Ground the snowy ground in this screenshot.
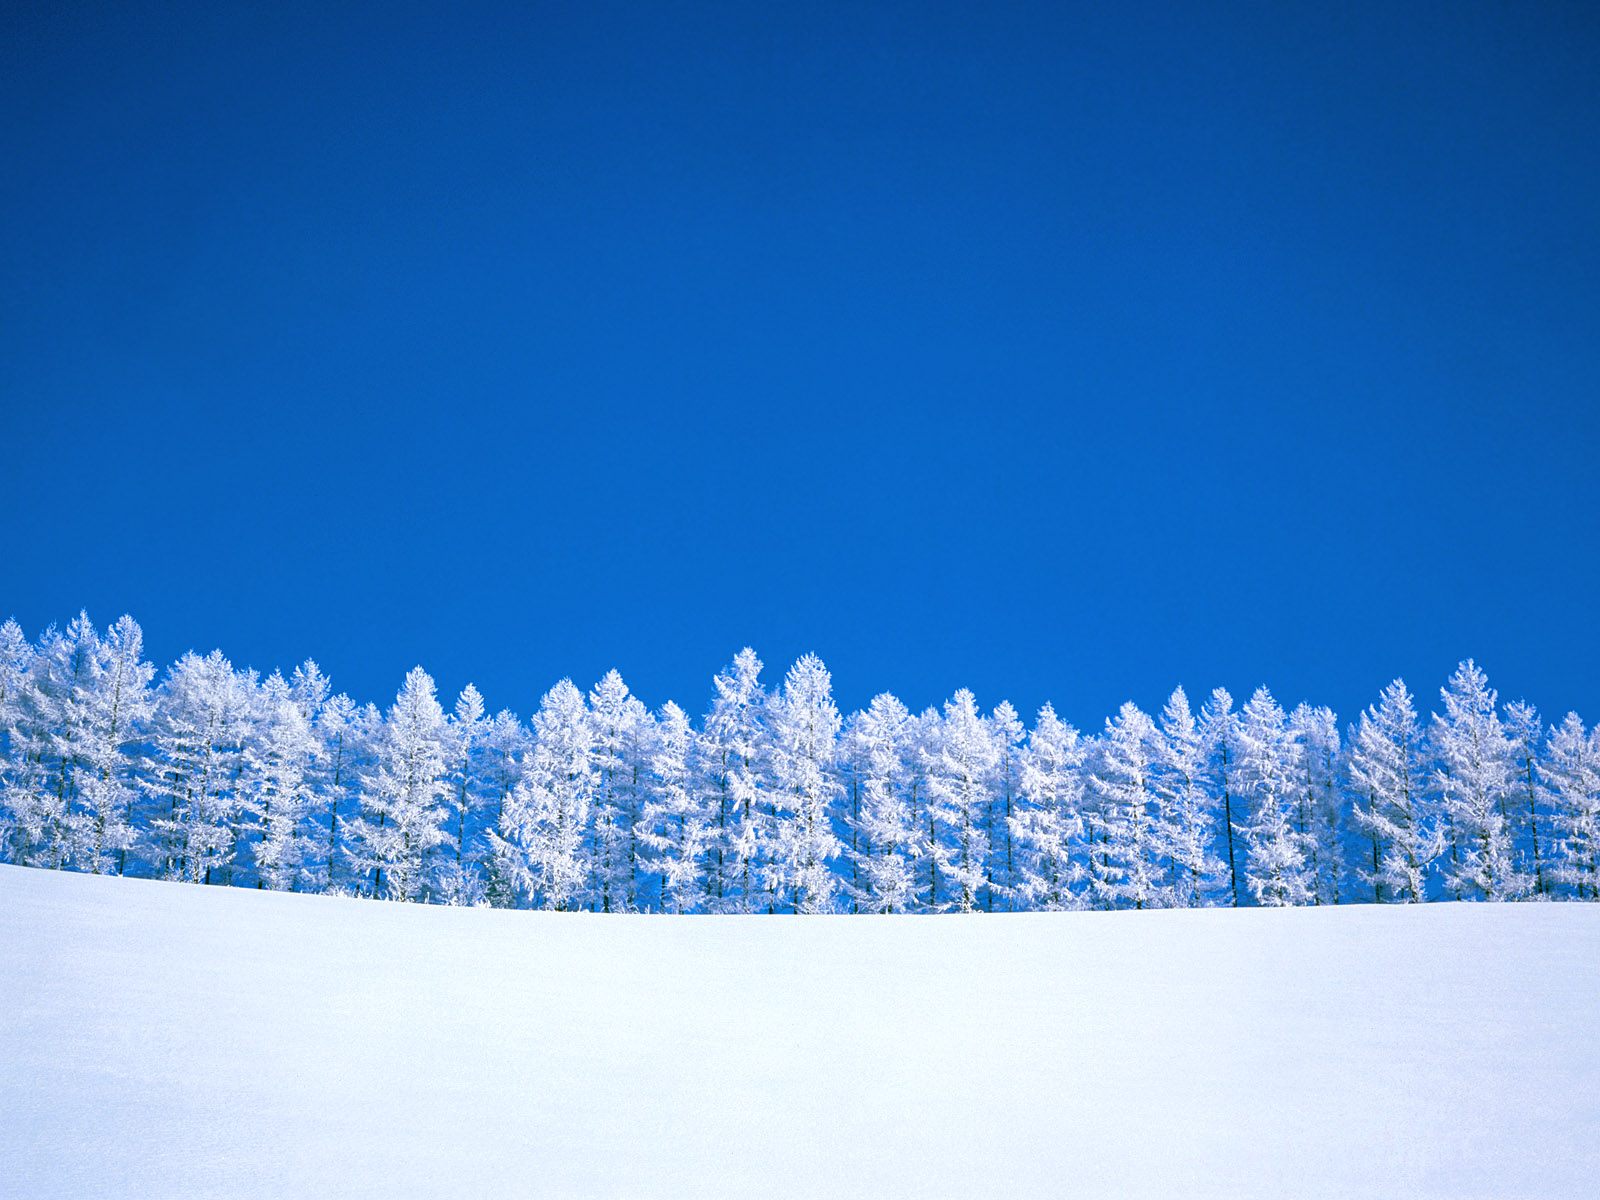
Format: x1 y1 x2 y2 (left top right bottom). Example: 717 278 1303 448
2 866 1596 1199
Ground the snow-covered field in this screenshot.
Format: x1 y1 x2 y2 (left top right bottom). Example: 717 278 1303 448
2 865 1596 1198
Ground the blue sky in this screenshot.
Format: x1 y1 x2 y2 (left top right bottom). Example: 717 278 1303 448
3 1 1598 726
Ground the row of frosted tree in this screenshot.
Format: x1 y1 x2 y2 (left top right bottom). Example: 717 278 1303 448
1 612 1597 913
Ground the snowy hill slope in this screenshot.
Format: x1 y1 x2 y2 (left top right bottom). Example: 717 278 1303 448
2 865 1596 1199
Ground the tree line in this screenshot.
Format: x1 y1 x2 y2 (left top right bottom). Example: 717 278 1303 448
1 611 1595 913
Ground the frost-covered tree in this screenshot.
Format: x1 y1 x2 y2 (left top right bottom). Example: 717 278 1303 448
0 619 35 858
241 672 321 891
1234 687 1312 906
310 692 373 894
637 702 711 912
767 655 843 914
435 684 488 906
844 693 921 913
1009 704 1085 911
1198 688 1242 906
1153 687 1225 907
1086 702 1166 910
926 690 998 913
986 701 1025 911
587 671 651 913
143 651 254 885
346 667 451 902
1431 661 1528 901
1542 713 1600 899
488 679 593 910
700 649 772 912
1288 703 1344 905
1502 700 1548 896
1346 680 1435 903
2 615 154 874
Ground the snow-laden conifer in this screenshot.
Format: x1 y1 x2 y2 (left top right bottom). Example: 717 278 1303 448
987 701 1025 911
1502 700 1548 895
587 670 651 912
637 701 710 912
1431 661 1528 901
1154 687 1225 907
435 684 489 906
346 667 451 902
768 655 843 913
1086 702 1166 909
1346 680 1434 902
1235 687 1312 906
1198 688 1242 906
700 649 772 912
1010 703 1085 910
487 679 593 910
1542 713 1600 898
844 692 921 913
927 689 997 913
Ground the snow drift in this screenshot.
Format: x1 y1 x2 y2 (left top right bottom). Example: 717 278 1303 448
2 864 1596 1198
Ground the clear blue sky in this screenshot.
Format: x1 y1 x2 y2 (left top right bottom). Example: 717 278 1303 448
3 1 1597 727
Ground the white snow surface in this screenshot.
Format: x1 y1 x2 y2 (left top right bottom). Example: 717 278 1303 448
3 865 1597 1199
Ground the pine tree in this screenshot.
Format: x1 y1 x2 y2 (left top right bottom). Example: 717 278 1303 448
1234 687 1312 906
1153 687 1224 907
1010 703 1085 911
1542 713 1600 899
487 680 593 910
844 692 921 913
1199 688 1242 906
1431 661 1528 901
926 689 997 913
637 701 711 912
346 667 451 902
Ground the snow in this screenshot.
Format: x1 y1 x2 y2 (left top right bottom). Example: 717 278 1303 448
2 865 1596 1198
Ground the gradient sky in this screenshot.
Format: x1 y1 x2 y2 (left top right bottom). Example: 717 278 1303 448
3 0 1598 728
